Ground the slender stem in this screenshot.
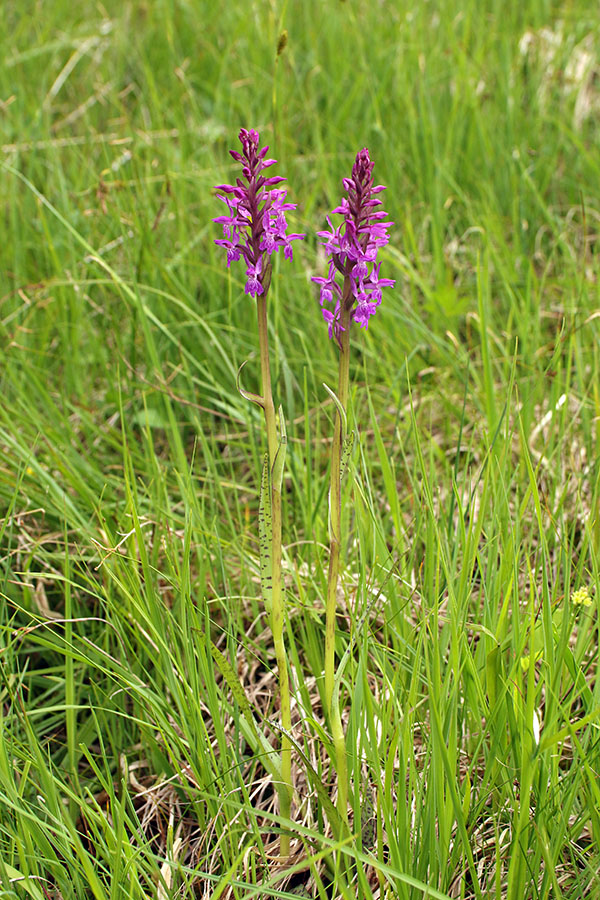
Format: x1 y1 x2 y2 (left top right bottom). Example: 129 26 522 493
324 280 352 823
324 280 352 712
271 483 292 854
331 690 349 821
256 294 277 461
256 290 292 859
64 520 77 822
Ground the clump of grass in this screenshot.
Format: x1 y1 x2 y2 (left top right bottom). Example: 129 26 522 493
2 2 600 898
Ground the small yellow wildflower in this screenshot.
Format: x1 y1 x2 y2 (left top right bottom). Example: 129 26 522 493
521 649 543 671
571 586 592 607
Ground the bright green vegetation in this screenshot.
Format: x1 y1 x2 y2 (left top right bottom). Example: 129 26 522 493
2 1 600 897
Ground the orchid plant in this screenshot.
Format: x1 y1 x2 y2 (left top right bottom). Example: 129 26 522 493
214 128 304 858
214 134 393 848
313 148 394 818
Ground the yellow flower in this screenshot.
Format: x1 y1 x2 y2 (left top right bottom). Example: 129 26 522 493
521 649 543 671
571 586 592 607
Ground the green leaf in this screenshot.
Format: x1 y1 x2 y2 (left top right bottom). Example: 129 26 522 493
210 641 282 782
340 430 354 479
1 864 46 900
258 452 273 613
323 382 347 440
272 404 288 493
236 358 264 408
131 407 168 429
561 646 594 710
271 721 346 841
486 645 501 709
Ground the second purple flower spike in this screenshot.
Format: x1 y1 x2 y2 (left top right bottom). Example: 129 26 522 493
313 148 394 343
214 128 305 297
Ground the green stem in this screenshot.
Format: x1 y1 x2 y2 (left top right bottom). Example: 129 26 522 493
324 279 352 823
271 482 292 854
257 294 277 461
64 521 77 822
331 685 349 821
324 281 352 712
256 290 292 859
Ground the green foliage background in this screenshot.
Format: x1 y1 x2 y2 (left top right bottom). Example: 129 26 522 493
1 1 600 898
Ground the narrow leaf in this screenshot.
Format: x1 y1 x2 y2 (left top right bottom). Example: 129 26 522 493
236 358 264 408
340 430 354 479
486 645 501 710
271 404 288 492
323 381 347 440
1 865 45 900
210 641 282 781
270 720 346 840
258 452 273 612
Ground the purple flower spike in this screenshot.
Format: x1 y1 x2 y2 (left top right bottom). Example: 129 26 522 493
312 148 394 342
214 129 305 298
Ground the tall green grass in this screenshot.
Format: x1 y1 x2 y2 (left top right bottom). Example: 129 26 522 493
2 0 600 897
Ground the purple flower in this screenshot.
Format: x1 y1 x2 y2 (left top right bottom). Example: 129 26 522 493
244 259 263 296
312 148 394 342
214 129 305 297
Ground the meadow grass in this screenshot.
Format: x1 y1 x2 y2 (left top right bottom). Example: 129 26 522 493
1 0 600 897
